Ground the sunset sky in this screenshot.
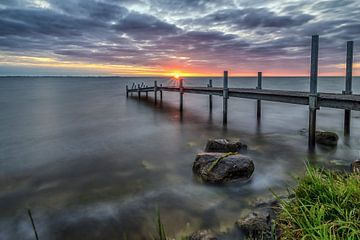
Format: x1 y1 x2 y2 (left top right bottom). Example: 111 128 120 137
0 0 359 76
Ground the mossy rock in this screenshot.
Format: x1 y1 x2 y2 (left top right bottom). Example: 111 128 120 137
193 152 254 183
351 160 360 173
205 139 247 153
315 131 339 147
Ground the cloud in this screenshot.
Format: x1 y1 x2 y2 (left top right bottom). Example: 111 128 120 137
0 0 359 76
113 12 182 40
185 8 314 29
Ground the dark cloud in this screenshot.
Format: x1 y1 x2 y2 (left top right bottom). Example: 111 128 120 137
113 12 182 40
0 0 359 75
182 8 314 29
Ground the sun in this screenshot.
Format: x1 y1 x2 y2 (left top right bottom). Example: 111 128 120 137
173 73 180 79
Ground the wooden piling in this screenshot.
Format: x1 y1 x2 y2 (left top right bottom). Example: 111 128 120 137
223 71 229 125
344 41 353 136
256 72 262 120
131 83 135 96
126 85 129 98
208 79 213 111
154 81 158 104
137 84 141 100
160 84 163 101
180 78 184 112
308 35 319 152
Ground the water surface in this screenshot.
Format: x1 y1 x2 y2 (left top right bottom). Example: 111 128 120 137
1 76 359 239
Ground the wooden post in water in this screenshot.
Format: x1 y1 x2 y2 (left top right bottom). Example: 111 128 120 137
343 41 353 136
180 78 184 112
208 79 213 112
131 83 135 96
137 84 141 100
256 72 262 120
223 71 229 125
160 84 163 101
126 85 129 98
154 81 158 104
308 35 319 152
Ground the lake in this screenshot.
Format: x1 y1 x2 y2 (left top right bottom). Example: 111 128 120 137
0 76 359 239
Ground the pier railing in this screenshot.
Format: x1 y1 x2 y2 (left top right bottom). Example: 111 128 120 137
126 35 356 152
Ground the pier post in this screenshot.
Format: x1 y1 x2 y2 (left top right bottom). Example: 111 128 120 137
154 81 158 104
180 78 184 112
126 85 129 98
208 79 213 112
256 72 262 120
223 71 229 125
160 84 163 101
343 41 353 136
308 35 319 152
137 84 141 100
131 83 135 96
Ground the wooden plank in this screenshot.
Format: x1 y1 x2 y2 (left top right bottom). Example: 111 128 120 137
131 85 360 111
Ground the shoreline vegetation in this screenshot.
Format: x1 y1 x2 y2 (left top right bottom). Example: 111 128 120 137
152 165 360 239
275 165 360 240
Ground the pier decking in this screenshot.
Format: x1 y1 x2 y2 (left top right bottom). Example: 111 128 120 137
126 35 356 152
127 87 360 111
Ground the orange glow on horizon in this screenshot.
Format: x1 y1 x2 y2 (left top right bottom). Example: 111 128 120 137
1 53 359 77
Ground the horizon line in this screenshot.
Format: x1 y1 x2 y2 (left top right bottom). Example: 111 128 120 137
1 75 359 78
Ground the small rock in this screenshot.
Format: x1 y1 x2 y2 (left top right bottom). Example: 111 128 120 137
205 139 247 153
189 229 217 240
193 152 254 183
315 131 339 147
351 160 360 173
236 210 272 240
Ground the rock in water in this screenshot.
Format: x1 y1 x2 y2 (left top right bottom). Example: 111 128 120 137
315 131 339 147
351 160 360 173
189 230 217 240
236 210 272 240
205 139 247 153
193 152 254 183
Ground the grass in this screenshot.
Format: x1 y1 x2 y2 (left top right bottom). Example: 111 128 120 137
275 166 360 239
153 208 167 240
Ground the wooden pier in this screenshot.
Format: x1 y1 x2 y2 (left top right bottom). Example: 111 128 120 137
126 35 356 152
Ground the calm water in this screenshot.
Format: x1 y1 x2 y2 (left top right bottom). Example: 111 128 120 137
1 76 360 239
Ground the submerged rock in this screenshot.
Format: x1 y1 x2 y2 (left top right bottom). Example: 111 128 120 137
205 139 247 153
189 229 217 240
236 210 272 240
193 152 254 183
315 131 339 147
351 160 360 173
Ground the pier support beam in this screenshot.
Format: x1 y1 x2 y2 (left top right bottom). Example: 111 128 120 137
126 85 129 98
343 41 353 136
208 79 213 112
256 72 262 120
160 84 163 101
154 81 158 104
180 78 184 112
223 71 229 125
131 83 135 96
137 84 141 100
308 35 319 152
